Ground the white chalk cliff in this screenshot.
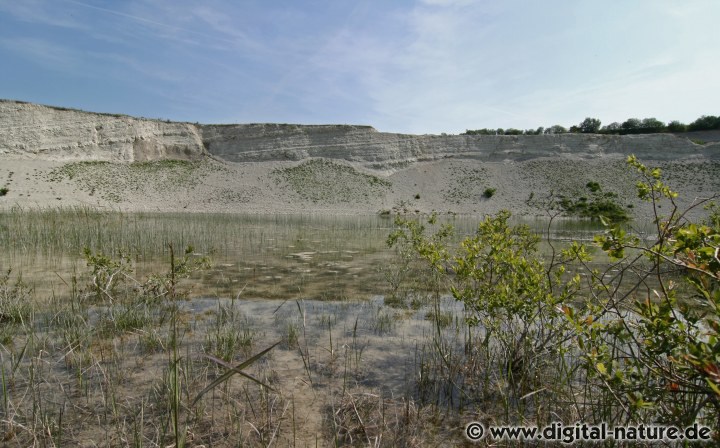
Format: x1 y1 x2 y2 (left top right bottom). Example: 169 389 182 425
2 100 718 168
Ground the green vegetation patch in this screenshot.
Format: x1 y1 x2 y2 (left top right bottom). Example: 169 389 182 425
442 166 489 203
47 159 224 203
272 159 391 203
558 181 629 222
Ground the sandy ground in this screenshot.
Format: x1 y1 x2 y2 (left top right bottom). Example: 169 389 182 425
1 155 719 221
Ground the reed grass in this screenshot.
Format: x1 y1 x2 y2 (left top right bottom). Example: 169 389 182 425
0 206 688 446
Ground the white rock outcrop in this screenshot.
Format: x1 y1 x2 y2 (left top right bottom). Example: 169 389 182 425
201 124 720 170
0 100 206 162
2 100 718 168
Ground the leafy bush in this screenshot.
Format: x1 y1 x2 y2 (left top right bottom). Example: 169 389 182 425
688 115 720 131
388 212 580 419
503 128 523 135
558 181 628 222
575 156 720 429
387 157 720 433
0 187 8 196
482 187 496 198
667 120 688 132
578 117 602 133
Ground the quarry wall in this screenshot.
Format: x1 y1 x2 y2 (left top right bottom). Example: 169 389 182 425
2 100 718 167
201 123 720 169
0 100 206 162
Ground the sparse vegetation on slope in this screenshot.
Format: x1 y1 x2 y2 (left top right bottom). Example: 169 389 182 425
442 166 489 203
272 159 391 204
46 160 226 203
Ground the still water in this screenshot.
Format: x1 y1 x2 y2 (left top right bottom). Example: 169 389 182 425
0 210 629 301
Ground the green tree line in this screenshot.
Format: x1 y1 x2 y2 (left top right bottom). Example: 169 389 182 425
463 114 720 136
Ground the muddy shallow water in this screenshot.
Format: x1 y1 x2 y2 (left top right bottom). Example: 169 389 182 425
1 210 623 301
1 210 657 446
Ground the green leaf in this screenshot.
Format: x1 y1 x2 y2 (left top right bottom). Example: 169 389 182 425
596 362 607 376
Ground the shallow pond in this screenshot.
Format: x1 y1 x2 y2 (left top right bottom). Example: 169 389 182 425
1 209 632 301
0 209 672 446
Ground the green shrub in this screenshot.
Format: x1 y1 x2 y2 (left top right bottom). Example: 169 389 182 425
585 181 601 193
0 187 8 196
387 156 720 431
482 187 496 198
575 155 720 428
558 182 628 222
388 212 578 417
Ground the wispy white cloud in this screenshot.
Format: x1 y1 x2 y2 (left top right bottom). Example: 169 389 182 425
419 0 477 7
0 37 82 72
65 0 250 49
0 0 87 30
0 35 184 88
325 2 504 132
305 0 720 133
1 0 718 132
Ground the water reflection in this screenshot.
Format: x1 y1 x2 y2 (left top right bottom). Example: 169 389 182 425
0 211 653 301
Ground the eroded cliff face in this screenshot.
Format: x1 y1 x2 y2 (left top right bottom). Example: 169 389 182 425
0 100 206 162
2 100 718 168
2 101 719 217
201 124 720 170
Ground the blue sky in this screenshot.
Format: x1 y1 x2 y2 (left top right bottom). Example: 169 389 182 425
0 0 718 134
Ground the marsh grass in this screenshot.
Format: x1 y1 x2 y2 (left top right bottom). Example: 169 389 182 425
370 306 397 335
205 296 257 362
0 207 400 302
0 271 33 327
0 248 295 446
0 207 690 446
326 389 442 447
0 249 643 446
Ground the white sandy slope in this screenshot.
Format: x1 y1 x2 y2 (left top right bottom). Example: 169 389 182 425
1 100 719 220
1 155 719 224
